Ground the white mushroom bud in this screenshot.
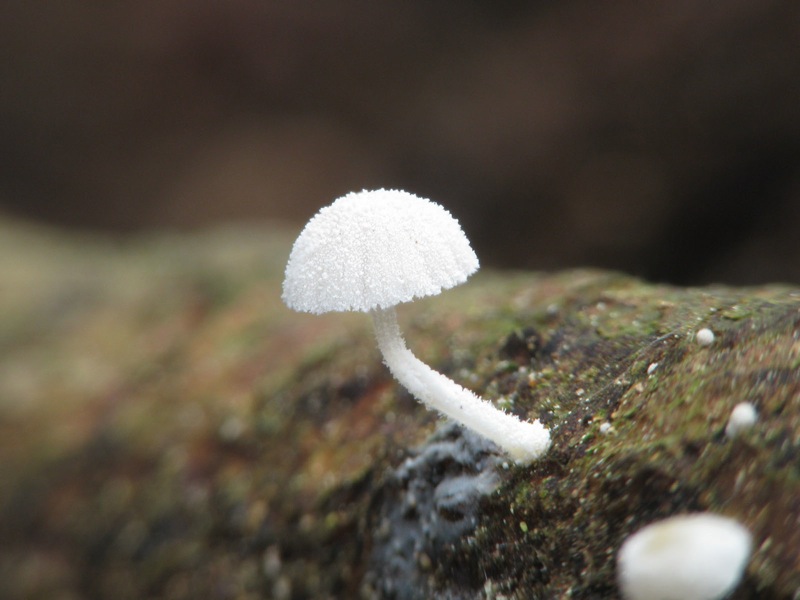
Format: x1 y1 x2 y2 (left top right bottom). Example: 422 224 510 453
725 402 757 438
696 328 715 346
617 513 752 600
282 189 550 463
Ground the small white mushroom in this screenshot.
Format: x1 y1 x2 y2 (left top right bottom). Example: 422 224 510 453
617 513 752 600
282 189 551 463
696 328 715 346
725 402 757 438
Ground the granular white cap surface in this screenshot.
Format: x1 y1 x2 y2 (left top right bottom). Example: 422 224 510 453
282 189 479 313
617 513 751 600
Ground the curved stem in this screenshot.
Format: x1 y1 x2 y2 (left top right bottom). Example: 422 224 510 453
371 306 550 463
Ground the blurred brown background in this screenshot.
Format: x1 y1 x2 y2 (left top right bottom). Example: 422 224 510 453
1 1 799 284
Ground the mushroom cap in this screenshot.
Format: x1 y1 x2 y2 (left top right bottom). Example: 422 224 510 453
617 513 752 600
282 189 479 314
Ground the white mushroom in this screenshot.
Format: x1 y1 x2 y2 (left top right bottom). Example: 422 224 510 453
617 513 752 600
696 328 715 346
282 189 550 463
725 402 757 438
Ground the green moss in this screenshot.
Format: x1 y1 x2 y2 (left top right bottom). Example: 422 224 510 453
1 222 798 599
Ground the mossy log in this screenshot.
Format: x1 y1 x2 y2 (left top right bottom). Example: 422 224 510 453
1 219 798 599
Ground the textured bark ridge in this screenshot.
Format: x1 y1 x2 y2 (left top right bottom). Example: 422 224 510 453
1 219 798 599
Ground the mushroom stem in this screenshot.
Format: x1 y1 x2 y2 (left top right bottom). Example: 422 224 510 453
371 306 550 463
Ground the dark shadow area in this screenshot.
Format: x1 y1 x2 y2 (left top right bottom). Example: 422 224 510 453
1 1 798 284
